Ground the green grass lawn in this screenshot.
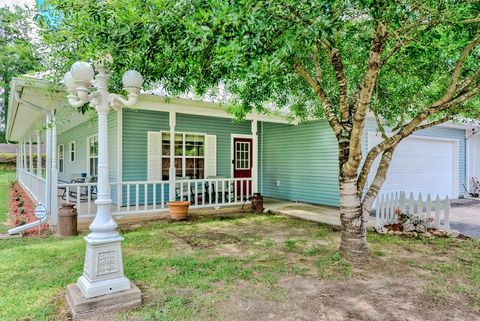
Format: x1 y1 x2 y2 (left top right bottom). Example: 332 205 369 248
1 167 479 320
0 167 16 233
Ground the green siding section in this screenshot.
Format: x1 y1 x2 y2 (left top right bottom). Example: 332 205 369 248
56 111 118 201
259 120 340 207
121 109 251 204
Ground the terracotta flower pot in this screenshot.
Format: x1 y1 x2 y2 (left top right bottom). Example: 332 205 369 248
167 201 190 220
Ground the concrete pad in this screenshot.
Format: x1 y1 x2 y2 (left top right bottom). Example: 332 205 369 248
263 198 376 228
449 201 480 239
66 281 141 320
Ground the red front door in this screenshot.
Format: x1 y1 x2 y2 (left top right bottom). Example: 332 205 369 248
233 137 252 200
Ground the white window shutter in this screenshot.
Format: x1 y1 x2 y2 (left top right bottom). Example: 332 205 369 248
147 131 162 181
205 135 217 177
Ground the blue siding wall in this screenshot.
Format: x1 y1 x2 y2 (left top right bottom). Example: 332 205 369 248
260 118 466 207
259 120 340 207
121 109 251 204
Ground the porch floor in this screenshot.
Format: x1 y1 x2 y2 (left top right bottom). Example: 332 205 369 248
264 197 376 228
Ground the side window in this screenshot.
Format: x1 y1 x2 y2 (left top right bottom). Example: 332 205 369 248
69 141 76 162
58 144 64 173
87 135 98 176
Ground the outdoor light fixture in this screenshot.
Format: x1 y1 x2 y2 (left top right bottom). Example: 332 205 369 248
63 59 143 303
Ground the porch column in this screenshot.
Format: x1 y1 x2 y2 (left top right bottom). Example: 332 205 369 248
36 130 42 178
251 118 258 193
16 144 20 179
22 141 27 171
29 137 34 173
45 114 52 224
50 113 58 226
169 111 176 199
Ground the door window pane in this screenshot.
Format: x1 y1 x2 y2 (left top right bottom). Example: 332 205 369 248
235 142 250 170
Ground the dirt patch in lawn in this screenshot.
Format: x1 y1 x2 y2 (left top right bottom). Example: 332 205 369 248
218 272 478 321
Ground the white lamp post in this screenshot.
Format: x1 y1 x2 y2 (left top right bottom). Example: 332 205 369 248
64 59 143 299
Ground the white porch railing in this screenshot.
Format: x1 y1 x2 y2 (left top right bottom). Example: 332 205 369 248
375 191 450 231
18 168 46 206
57 177 253 219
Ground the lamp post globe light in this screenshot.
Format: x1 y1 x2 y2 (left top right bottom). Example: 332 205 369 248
63 59 143 299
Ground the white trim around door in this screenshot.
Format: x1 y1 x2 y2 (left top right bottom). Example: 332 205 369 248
230 134 254 179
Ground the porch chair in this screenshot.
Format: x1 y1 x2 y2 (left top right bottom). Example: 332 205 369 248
206 176 236 203
59 175 97 202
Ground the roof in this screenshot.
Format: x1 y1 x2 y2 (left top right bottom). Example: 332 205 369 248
6 77 292 143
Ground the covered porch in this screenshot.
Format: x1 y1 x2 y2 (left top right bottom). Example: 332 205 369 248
9 78 292 226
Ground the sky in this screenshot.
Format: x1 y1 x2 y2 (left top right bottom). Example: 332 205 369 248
0 0 34 8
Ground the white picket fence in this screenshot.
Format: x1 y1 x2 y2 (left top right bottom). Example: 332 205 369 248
375 191 450 231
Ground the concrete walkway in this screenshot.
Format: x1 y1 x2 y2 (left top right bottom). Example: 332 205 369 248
449 198 480 239
264 198 376 228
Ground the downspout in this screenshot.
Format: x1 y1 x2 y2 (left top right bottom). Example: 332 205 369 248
8 215 48 235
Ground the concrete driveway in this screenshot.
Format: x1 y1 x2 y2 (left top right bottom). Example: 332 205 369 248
450 199 480 239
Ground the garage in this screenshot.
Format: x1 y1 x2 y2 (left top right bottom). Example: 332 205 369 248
368 132 459 199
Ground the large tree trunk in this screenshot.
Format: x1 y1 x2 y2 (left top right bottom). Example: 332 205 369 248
338 176 368 261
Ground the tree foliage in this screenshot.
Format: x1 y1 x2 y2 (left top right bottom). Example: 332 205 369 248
42 0 479 120
40 0 480 259
0 6 40 138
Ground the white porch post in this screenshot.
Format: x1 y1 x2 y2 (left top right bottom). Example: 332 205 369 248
169 111 176 199
28 137 34 173
22 141 27 171
16 144 19 179
45 114 52 224
50 113 58 226
251 118 258 193
36 130 42 178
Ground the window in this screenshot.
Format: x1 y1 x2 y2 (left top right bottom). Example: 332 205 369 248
87 135 98 176
58 144 64 173
235 141 250 170
161 132 205 180
69 141 76 162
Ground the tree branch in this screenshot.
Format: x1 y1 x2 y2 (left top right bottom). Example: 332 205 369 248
312 44 322 84
327 45 349 122
343 22 388 177
431 34 480 107
361 147 394 214
293 63 343 137
413 115 452 132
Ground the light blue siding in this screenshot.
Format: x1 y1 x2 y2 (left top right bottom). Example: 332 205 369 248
259 120 340 207
121 109 251 204
56 111 119 203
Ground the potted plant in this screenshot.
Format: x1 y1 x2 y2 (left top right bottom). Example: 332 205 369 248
167 199 190 220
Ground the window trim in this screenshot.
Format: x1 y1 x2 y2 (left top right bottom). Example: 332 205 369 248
58 144 64 173
69 140 77 163
86 135 98 177
160 131 206 179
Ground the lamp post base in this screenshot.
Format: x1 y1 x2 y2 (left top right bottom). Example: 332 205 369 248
77 235 130 298
77 275 131 299
66 281 142 320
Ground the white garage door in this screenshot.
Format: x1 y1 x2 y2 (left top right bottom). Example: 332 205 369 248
368 132 458 199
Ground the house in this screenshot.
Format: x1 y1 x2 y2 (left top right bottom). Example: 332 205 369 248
6 77 479 227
